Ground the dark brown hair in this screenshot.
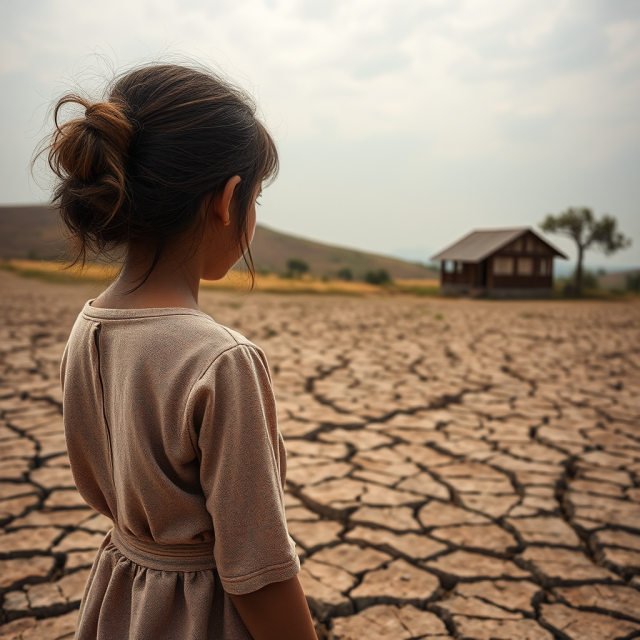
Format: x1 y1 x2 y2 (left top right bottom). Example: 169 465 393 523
39 63 278 290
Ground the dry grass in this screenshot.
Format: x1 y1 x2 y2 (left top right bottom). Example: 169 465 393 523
213 272 384 294
394 278 440 288
1 260 437 295
7 259 118 280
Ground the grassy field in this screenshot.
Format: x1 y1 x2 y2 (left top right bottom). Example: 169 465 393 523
0 259 441 295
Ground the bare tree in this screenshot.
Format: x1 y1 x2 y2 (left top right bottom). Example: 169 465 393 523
540 207 631 295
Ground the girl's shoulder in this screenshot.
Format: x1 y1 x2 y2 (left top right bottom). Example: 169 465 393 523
201 321 267 365
68 299 266 378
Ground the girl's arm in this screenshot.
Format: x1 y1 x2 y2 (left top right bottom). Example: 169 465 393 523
229 575 317 640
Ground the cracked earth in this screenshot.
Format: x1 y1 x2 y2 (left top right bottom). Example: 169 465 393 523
1 269 640 640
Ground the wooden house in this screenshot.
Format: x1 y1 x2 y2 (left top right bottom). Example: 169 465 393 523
431 227 567 298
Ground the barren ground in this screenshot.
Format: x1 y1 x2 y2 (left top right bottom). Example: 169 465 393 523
1 270 639 640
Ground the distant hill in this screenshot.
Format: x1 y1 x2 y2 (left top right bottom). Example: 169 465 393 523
0 206 66 261
0 205 437 280
248 224 436 279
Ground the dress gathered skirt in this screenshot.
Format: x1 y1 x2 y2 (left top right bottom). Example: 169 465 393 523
77 530 251 640
61 302 300 639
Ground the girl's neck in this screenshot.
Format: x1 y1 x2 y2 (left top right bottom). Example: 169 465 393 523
91 249 202 311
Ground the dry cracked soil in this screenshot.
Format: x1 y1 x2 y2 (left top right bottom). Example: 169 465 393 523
1 269 640 640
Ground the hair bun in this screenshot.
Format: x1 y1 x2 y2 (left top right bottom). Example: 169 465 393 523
55 98 133 182
84 101 133 151
46 95 134 232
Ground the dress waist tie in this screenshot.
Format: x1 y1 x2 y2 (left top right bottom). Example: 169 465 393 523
110 526 217 572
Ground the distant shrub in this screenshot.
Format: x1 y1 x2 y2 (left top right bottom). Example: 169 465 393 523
287 258 309 278
559 268 599 295
578 269 599 290
627 272 640 293
337 267 353 281
364 269 392 285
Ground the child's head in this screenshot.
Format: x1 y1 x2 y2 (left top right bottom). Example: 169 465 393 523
41 63 278 287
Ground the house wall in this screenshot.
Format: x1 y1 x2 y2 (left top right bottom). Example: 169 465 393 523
489 230 554 291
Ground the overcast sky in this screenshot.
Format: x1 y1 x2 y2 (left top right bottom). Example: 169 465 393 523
1 0 639 268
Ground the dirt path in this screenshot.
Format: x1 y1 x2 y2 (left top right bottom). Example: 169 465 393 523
1 270 639 640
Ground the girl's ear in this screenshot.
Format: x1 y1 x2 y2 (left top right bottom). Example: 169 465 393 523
212 175 242 225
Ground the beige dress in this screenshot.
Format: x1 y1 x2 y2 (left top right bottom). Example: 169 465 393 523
61 301 300 640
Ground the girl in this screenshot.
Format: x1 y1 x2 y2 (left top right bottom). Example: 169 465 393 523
42 63 317 640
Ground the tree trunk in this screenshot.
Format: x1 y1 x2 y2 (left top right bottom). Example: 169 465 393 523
575 245 584 296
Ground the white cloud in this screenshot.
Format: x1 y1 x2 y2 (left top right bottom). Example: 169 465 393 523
4 0 639 151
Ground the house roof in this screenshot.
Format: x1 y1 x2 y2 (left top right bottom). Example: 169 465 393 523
430 227 568 263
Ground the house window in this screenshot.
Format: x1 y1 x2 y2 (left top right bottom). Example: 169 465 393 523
517 257 534 275
493 257 514 275
525 236 536 252
444 261 464 274
512 238 523 251
539 259 549 276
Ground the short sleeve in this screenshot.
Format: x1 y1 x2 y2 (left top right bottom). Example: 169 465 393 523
188 343 300 594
